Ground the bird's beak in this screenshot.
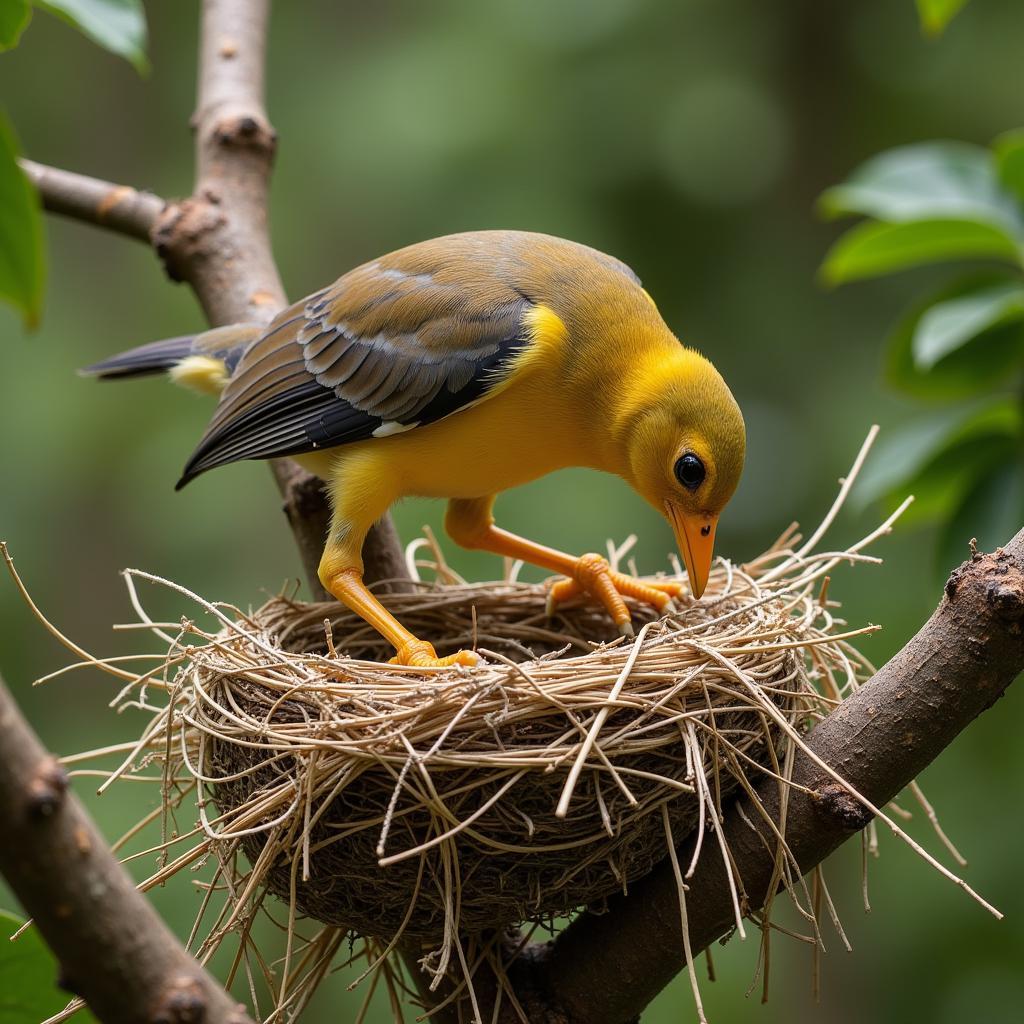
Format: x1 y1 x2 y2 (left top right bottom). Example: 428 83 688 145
665 503 717 599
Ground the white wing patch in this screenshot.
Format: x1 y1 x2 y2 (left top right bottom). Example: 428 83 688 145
372 420 420 438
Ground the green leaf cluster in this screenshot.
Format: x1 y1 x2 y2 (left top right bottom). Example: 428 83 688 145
822 137 1024 573
0 1 32 51
0 0 148 326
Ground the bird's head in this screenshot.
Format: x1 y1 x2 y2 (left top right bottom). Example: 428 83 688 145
621 350 745 599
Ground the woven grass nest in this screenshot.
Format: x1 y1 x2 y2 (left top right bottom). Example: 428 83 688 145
203 566 810 940
144 512 883 953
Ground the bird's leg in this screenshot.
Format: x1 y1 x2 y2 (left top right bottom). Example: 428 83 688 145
318 523 478 669
445 497 683 637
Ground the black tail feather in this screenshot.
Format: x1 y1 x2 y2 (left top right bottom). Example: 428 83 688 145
79 335 197 380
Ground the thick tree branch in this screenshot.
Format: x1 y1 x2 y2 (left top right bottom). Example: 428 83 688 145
0 671 253 1024
169 0 335 593
20 159 165 242
532 531 1024 1024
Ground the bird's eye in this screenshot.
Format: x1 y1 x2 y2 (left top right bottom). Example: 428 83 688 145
674 453 705 491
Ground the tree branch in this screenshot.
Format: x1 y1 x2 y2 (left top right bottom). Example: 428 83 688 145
531 531 1024 1024
0 671 253 1024
155 0 407 589
155 0 284 326
20 159 165 243
21 0 407 591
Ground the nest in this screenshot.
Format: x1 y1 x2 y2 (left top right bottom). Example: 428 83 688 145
109 507 888 967
200 572 813 940
16 433 990 1024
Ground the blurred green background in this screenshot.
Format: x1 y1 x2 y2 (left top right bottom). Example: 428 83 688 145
1 0 1023 1021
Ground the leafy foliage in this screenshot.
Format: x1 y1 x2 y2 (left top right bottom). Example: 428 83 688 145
825 138 1024 574
0 111 44 327
821 217 1019 285
820 142 1022 231
884 274 1024 400
913 282 1024 369
35 0 148 73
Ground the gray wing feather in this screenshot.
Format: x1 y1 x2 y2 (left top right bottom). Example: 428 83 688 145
178 254 534 486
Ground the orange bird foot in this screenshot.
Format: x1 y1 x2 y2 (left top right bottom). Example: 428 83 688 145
388 638 480 669
545 553 684 637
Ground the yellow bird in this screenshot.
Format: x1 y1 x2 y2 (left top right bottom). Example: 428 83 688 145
84 231 745 667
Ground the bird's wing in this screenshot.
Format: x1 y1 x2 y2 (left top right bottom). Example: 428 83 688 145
178 240 536 486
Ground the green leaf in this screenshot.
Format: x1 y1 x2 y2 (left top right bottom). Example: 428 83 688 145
855 399 1022 512
819 142 1023 238
938 460 1024 578
913 281 1024 369
0 0 32 50
887 274 1024 399
915 0 970 37
994 129 1024 204
0 910 73 1022
821 219 1021 286
35 0 148 73
0 112 45 328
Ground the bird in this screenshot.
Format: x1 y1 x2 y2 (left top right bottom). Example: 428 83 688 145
83 230 745 667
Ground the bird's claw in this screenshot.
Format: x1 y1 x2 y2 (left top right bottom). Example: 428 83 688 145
389 639 480 669
546 553 685 633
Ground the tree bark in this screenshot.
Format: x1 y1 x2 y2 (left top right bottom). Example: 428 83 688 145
19 159 165 242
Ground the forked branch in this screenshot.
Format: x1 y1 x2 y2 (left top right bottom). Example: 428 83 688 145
18 0 406 595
